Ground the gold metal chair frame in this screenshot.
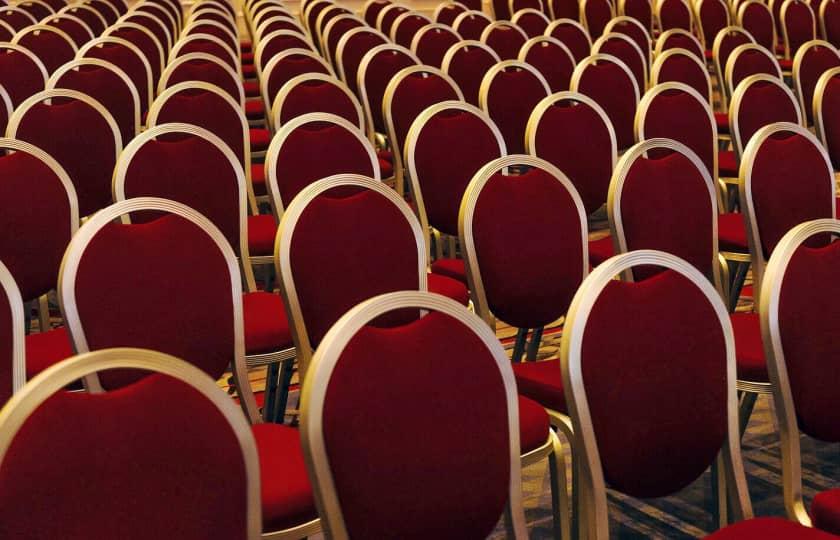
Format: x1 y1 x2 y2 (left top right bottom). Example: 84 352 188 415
451 9 493 38
120 10 173 52
104 20 166 76
79 36 154 111
579 0 616 37
813 65 840 163
654 28 702 58
650 48 714 108
390 11 432 43
409 22 459 62
478 60 552 134
11 23 78 61
374 2 409 34
260 47 333 115
1 5 38 27
356 42 419 143
792 39 840 121
158 51 244 106
44 12 96 44
592 31 650 91
440 39 501 85
0 260 26 399
694 0 732 49
129 2 178 42
736 0 777 51
271 72 364 133
605 15 653 67
333 26 388 84
781 0 817 59
712 25 755 109
320 13 360 65
517 36 577 84
545 19 594 55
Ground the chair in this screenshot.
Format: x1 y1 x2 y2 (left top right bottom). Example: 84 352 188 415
451 9 492 40
562 249 834 540
620 0 654 32
724 43 784 102
434 0 468 25
0 44 47 108
441 40 500 106
47 58 140 144
518 36 576 91
738 0 777 52
357 43 418 141
0 348 262 539
159 52 244 105
651 48 714 104
730 75 801 160
712 26 755 108
171 34 240 75
605 16 652 68
696 0 731 50
0 6 37 30
60 5 106 35
141 0 180 30
302 0 333 35
782 0 817 58
760 218 840 536
376 3 409 37
7 89 120 217
547 0 578 18
43 14 95 47
383 66 462 195
544 20 591 63
260 49 333 119
271 73 363 133
314 5 352 53
104 22 164 82
0 260 23 407
255 15 305 44
183 19 239 59
321 13 362 65
820 0 840 47
15 0 53 21
814 66 840 167
655 0 694 31
592 32 649 93
121 10 173 52
362 0 390 27
479 60 550 155
334 27 387 95
254 30 313 75
654 27 704 59
300 290 531 540
58 200 319 537
405 101 506 285
480 21 529 60
410 23 459 67
793 39 840 123
84 0 120 25
581 0 613 38
512 8 550 37
12 24 77 74
571 53 641 151
133 2 178 42
78 36 153 114
391 11 430 47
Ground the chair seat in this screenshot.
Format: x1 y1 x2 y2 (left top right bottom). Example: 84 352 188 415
715 112 729 135
251 162 267 196
588 235 614 266
242 291 293 355
512 358 566 414
730 312 768 382
779 58 793 70
812 488 840 535
242 63 257 79
720 150 738 178
718 212 749 252
518 395 550 453
244 80 260 98
247 214 277 256
252 423 318 532
378 157 393 178
430 257 467 284
250 128 270 153
241 39 252 52
704 49 713 60
245 99 265 121
704 517 837 538
242 52 254 64
25 326 74 379
427 273 469 305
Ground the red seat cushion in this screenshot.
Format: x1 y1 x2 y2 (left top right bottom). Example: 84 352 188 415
430 257 466 284
241 52 254 65
378 157 393 178
704 49 714 60
251 163 267 196
242 64 257 79
245 100 265 121
719 149 738 178
705 517 838 538
244 81 260 98
24 327 73 379
588 235 614 266
242 291 293 354
427 273 469 305
251 423 318 531
250 128 271 153
779 58 794 71
512 359 566 413
715 112 729 135
518 395 550 453
717 212 749 252
730 312 768 382
241 40 252 53
813 488 840 535
247 214 277 256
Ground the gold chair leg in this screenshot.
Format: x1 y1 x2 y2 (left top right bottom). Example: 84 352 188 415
548 430 571 540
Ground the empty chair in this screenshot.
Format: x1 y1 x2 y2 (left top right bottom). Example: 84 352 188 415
814 66 840 167
255 14 305 42
724 43 783 100
391 11 430 47
581 0 613 37
254 30 313 73
512 8 550 37
0 44 47 107
171 34 239 74
362 0 390 26
782 0 817 58
43 13 95 46
84 0 120 25
0 6 37 30
79 37 153 114
452 9 492 40
61 4 106 35
738 0 777 52
0 260 22 407
15 0 53 21
123 10 173 52
651 48 714 103
442 40 500 105
321 13 362 64
134 2 178 39
518 36 576 91
104 22 164 82
545 19 592 62
696 0 731 50
410 23 459 67
271 73 363 133
479 60 550 154
357 43 418 141
376 3 408 37
334 27 388 94
821 0 840 47
303 0 334 36
605 16 652 67
260 49 333 118
654 27 704 59
12 24 77 74
656 0 694 30
481 21 529 60
730 75 801 159
593 32 648 92
548 0 578 18
793 39 840 123
314 5 352 52
158 52 244 106
620 0 654 32
713 26 755 107
434 0 468 25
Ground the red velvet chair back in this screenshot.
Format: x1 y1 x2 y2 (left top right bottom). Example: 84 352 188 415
697 0 731 48
731 75 801 158
314 6 352 52
0 6 37 31
44 14 94 46
527 92 616 215
322 14 363 63
0 261 23 407
272 73 363 131
434 1 467 25
814 66 840 168
656 0 693 31
160 53 243 105
392 12 430 47
406 101 505 238
726 43 783 96
518 36 575 91
85 0 119 24
605 16 652 66
621 0 654 32
452 9 492 40
262 49 333 114
738 0 776 52
549 0 579 19
377 4 408 36
256 30 312 71
358 44 418 134
257 16 305 42
782 0 816 57
546 19 592 62
172 34 238 70
79 37 153 114
442 40 500 105
8 89 120 217
581 0 613 37
105 24 163 82
571 54 640 150
593 32 648 92
793 40 840 123
0 19 15 41
304 0 333 37
651 49 713 102
0 44 47 107
48 59 140 144
301 291 526 540
411 24 459 67
266 113 379 214
713 26 754 93
124 11 172 52
655 27 703 59
134 2 178 39
461 155 588 328
511 9 549 37
15 0 53 21
363 0 390 26
0 349 261 539
12 25 77 74
185 20 238 54
479 61 550 154
480 21 529 60
335 27 388 95
822 0 840 47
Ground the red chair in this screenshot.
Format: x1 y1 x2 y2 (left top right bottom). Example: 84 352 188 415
260 48 333 120
313 5 351 53
654 27 704 59
512 8 550 37
183 19 239 59
321 13 362 65
793 39 840 123
0 44 47 107
548 0 578 18
58 200 319 537
133 2 178 42
43 13 95 46
441 40 500 106
761 218 840 536
655 0 694 31
0 6 37 30
434 0 468 25
12 24 77 74
724 43 783 101
518 35 576 91
581 0 613 38
144 0 181 29
254 30 313 75
7 89 120 217
730 75 801 160
362 0 390 27
271 73 363 132
562 249 835 540
0 349 263 539
782 0 817 59
59 4 105 35
405 101 505 285
0 261 23 407
820 0 840 47
334 27 388 95
696 0 731 50
15 0 54 21
738 0 777 53
47 58 140 144
171 33 240 74
712 26 755 108
78 36 154 114
357 43 418 141
101 0 127 15
391 11 431 47
620 0 654 32
506 0 544 19
303 0 333 37
480 20 529 60
571 53 641 151
376 3 409 37
545 18 592 62
605 16 652 69
410 23 460 67
651 48 714 104
593 32 649 93
159 52 244 106
124 10 173 51
300 290 533 540
254 14 305 44
84 0 119 25
452 9 493 40
104 22 165 83
814 66 840 167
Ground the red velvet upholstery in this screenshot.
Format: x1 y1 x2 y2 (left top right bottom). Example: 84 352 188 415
719 148 738 176
16 29 75 74
784 0 816 56
698 0 729 47
108 26 162 82
46 15 93 47
14 96 116 217
797 44 840 123
0 8 37 31
134 3 176 37
16 1 51 21
522 39 575 91
123 13 170 52
717 31 753 79
436 2 467 25
393 14 429 48
246 214 276 256
705 517 839 538
363 0 389 26
87 0 119 24
624 0 654 31
272 122 375 208
549 0 579 20
337 29 387 96
582 0 611 37
656 53 711 101
186 23 237 53
515 11 549 37
597 34 647 93
454 12 491 40
660 30 704 58
444 43 498 105
242 290 292 354
0 275 15 407
316 8 351 50
518 395 550 451
379 5 408 36
749 131 833 257
729 311 768 381
611 19 651 62
81 40 151 114
581 270 728 497
388 71 459 154
427 273 469 305
471 168 585 328
575 58 638 149
164 57 242 103
658 0 693 31
547 22 590 62
812 488 840 535
718 211 749 251
287 187 422 346
256 34 311 70
531 97 613 214
512 359 566 412
484 67 548 154
824 0 840 48
483 24 527 60
138 0 176 30
430 257 466 282
588 235 614 264
320 310 512 539
818 74 840 168
25 327 73 379
176 37 237 69
0 374 252 539
324 16 363 62
413 26 459 67
741 2 776 51
52 63 136 143
278 78 359 127
731 48 781 90
260 18 305 39
0 22 12 42
412 107 503 235
361 47 417 133
735 81 800 155
265 53 331 112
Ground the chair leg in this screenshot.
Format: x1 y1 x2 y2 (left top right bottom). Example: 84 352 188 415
512 328 528 362
727 260 750 312
271 358 296 424
548 431 571 540
738 390 758 436
711 454 730 529
262 362 279 422
526 327 544 361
